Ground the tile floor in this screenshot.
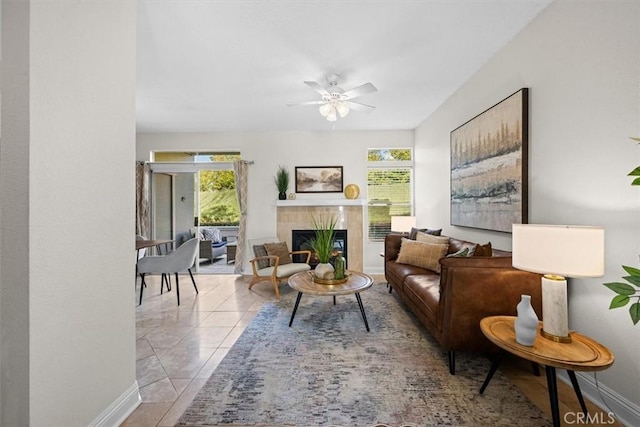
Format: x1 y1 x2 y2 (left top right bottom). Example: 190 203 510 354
123 273 273 426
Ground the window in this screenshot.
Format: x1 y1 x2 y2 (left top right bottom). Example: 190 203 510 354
367 149 413 241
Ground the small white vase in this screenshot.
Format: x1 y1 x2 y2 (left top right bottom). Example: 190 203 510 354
314 263 334 280
514 294 538 346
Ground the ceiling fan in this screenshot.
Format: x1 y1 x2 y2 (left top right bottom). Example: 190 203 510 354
288 74 377 122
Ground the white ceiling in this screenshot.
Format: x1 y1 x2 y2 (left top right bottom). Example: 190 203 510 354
136 1 551 133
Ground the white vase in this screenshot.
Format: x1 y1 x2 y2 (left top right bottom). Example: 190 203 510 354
314 263 334 280
514 294 538 346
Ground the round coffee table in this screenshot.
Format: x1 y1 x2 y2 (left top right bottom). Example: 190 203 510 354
287 271 374 331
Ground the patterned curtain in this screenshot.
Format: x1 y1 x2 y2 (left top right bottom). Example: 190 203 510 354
233 160 249 273
135 161 150 238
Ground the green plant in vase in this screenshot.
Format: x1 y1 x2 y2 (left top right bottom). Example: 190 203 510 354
310 215 337 279
603 137 640 325
274 165 289 200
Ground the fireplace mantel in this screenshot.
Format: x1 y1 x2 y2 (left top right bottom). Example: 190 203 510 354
276 199 366 207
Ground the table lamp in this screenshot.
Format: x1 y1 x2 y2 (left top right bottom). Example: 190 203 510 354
390 216 416 233
512 224 605 343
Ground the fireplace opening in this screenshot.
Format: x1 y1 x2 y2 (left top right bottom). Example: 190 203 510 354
291 229 348 268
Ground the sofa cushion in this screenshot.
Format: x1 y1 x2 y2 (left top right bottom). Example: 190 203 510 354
202 228 222 243
416 232 450 245
447 238 478 255
473 242 493 257
253 244 271 269
409 227 442 240
264 242 292 266
396 238 449 273
446 247 470 257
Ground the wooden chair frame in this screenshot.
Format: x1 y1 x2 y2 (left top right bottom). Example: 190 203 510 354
249 250 311 299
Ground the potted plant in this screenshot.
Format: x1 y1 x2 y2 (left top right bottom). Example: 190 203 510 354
310 215 337 279
603 137 640 325
274 165 289 200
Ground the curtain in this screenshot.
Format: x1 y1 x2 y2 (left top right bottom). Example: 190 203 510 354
135 161 150 238
233 160 249 274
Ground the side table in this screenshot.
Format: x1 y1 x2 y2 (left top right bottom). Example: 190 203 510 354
226 241 237 264
479 316 614 427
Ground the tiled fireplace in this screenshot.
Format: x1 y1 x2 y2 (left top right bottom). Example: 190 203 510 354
276 199 365 272
291 229 348 268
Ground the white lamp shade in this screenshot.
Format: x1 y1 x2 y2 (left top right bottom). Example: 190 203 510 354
390 216 416 233
512 224 605 278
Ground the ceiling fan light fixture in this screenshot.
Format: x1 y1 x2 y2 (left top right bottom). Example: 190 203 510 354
326 108 338 122
319 103 333 117
336 102 349 118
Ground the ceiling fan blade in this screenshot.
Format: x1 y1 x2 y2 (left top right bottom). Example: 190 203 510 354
346 100 376 112
287 100 326 107
304 81 329 96
342 82 377 100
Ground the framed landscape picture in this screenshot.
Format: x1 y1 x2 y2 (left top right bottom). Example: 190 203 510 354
450 88 528 232
295 166 343 193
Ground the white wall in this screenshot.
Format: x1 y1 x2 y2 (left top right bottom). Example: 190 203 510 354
415 0 640 421
137 130 414 273
1 2 139 426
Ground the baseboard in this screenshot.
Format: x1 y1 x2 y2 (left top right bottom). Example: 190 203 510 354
557 370 640 427
364 267 384 275
88 380 141 427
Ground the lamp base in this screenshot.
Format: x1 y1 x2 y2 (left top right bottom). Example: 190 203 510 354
540 327 572 343
541 275 571 343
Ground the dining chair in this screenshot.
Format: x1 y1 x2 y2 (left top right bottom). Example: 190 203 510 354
137 237 199 306
135 235 148 287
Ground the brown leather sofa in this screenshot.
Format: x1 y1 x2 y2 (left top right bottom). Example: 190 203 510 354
384 233 542 374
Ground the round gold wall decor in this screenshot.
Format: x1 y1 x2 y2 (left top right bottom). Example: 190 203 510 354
344 184 360 199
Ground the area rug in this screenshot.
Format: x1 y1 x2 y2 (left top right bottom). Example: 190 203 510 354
177 283 549 426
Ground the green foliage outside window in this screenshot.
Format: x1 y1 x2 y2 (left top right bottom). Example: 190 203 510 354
367 148 413 240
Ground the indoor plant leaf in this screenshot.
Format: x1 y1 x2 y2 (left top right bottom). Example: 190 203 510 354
622 275 640 287
631 177 640 186
609 295 630 309
310 215 337 264
603 282 636 295
630 302 640 325
622 265 640 276
628 166 640 176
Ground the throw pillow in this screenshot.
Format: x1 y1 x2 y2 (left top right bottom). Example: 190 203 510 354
446 247 470 257
473 242 493 257
202 228 222 243
409 227 442 240
396 238 449 273
252 244 270 270
416 232 450 245
264 242 292 266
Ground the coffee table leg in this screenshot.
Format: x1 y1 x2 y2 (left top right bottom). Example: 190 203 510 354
545 366 561 427
355 293 370 332
289 292 303 327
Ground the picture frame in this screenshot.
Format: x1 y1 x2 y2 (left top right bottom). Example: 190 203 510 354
450 88 528 233
295 166 344 193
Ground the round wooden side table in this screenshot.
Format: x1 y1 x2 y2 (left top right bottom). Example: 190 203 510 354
479 315 614 427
